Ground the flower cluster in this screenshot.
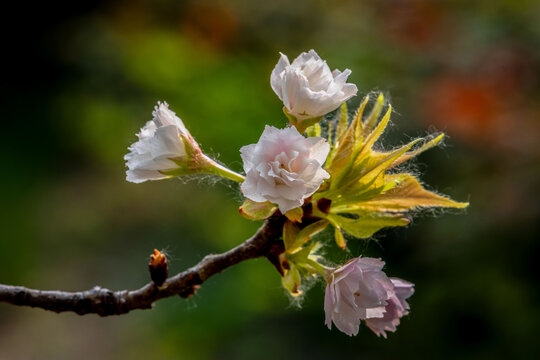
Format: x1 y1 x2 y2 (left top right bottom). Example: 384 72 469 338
125 49 468 337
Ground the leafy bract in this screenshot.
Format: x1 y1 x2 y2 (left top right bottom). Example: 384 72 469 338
239 199 277 220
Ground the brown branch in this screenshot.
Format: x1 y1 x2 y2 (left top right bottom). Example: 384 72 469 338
0 216 285 316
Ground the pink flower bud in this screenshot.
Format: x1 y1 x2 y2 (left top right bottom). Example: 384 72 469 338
271 50 357 120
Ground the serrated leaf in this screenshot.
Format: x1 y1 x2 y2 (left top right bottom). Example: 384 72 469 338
327 213 409 239
335 102 349 143
326 98 369 185
357 138 421 186
326 129 355 179
332 174 403 209
357 105 392 158
239 199 277 220
392 133 445 167
339 138 421 194
352 96 369 149
363 93 385 136
343 174 469 212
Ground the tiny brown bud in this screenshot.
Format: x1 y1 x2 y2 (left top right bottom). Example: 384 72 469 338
149 249 168 287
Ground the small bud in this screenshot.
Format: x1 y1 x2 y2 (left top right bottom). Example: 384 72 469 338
149 249 168 287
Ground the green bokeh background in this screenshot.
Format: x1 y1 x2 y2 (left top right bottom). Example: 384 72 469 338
1 0 539 359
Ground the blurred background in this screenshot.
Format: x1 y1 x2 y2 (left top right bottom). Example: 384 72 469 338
1 0 539 359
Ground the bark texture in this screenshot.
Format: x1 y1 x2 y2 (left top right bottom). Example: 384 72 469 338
0 216 285 316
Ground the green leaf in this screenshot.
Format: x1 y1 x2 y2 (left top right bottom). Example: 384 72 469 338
357 105 392 159
326 98 368 183
332 174 402 209
338 138 421 195
284 207 303 223
334 226 346 249
283 220 300 252
327 213 409 239
239 199 277 220
392 133 445 167
288 240 319 262
328 120 334 148
335 102 349 143
352 96 369 150
356 139 421 187
363 93 385 136
342 174 469 212
289 220 329 251
306 123 322 137
282 263 302 296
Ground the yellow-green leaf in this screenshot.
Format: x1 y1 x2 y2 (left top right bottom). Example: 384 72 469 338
357 105 392 158
392 133 445 167
363 93 385 136
239 199 277 220
332 174 403 209
357 138 420 186
305 123 322 137
285 207 303 223
328 213 409 239
283 220 300 251
290 220 329 251
327 98 369 185
334 226 346 249
352 96 369 150
282 263 302 296
344 174 469 212
328 120 334 148
340 138 421 194
335 102 349 143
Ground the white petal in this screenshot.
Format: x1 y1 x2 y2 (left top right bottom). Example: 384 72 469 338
306 137 330 165
150 125 186 158
126 169 168 183
281 69 308 113
125 102 196 183
270 53 290 100
239 143 258 173
152 101 188 135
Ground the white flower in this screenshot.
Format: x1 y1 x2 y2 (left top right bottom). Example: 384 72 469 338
125 101 197 183
240 125 330 213
271 49 358 121
324 257 395 336
365 278 414 338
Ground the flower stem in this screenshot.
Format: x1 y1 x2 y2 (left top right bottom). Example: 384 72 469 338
204 157 246 182
306 259 333 279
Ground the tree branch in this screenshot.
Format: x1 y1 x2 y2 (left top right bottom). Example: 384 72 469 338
0 216 285 316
